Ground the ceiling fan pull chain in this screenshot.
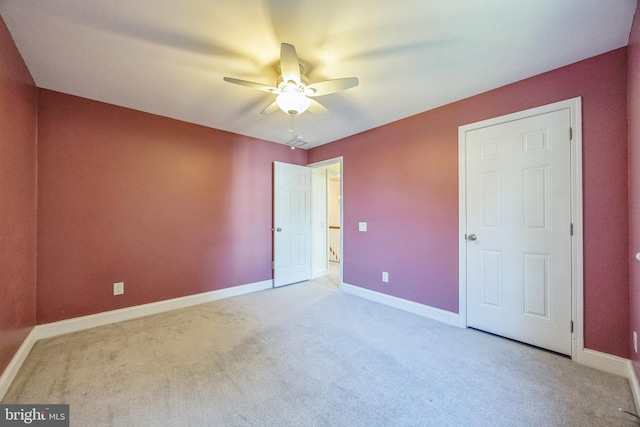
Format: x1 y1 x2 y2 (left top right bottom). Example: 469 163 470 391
289 114 295 136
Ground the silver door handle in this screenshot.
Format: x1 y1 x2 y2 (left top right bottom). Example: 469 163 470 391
276 227 282 232
466 234 477 241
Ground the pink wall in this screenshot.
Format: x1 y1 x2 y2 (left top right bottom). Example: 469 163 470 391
36 90 306 323
0 17 38 374
629 3 640 375
309 48 630 358
1 8 635 378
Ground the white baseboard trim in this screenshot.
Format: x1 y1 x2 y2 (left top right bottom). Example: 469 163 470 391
340 282 640 413
4 279 638 414
580 349 640 415
341 282 460 327
580 348 630 377
37 280 273 339
0 279 272 401
0 328 38 400
626 360 640 415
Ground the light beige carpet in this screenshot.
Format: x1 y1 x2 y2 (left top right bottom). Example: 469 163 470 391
3 276 638 426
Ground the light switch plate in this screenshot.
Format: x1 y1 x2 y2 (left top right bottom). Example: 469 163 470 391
359 222 367 232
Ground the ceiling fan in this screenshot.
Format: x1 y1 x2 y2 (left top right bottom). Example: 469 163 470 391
223 43 359 116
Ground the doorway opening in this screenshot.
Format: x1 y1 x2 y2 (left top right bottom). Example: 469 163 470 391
310 158 343 288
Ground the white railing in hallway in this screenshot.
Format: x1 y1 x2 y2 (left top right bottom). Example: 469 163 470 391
329 226 340 262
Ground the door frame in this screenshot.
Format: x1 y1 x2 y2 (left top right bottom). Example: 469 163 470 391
308 156 344 287
458 97 583 361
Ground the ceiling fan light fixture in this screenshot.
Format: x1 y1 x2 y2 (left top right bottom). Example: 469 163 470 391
224 43 359 117
276 91 310 116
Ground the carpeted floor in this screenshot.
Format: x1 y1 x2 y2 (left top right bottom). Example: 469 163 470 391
3 274 638 426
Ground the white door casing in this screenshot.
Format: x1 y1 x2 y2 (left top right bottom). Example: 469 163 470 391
311 167 329 278
459 98 583 359
273 161 312 287
308 157 344 287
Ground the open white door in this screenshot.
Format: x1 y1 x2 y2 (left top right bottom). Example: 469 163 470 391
273 161 311 287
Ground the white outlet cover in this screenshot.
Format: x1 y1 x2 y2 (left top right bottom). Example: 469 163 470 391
359 222 367 232
113 282 124 296
634 331 638 353
382 272 389 282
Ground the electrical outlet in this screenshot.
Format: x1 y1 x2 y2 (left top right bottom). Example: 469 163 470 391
382 271 389 283
634 331 638 353
113 282 124 296
359 222 367 232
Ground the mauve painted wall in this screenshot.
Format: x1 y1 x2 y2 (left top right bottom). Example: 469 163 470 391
0 17 37 374
36 90 306 324
629 4 640 376
309 48 630 358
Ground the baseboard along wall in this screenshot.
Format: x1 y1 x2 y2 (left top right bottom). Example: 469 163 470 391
340 282 461 327
0 279 273 400
340 281 640 415
628 361 640 415
2 278 639 416
0 328 39 401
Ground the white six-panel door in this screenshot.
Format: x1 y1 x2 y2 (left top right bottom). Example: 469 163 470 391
273 161 311 287
464 108 573 355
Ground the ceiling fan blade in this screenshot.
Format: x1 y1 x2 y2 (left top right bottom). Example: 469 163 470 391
280 43 301 85
260 101 280 115
223 77 278 93
305 77 359 97
307 98 330 115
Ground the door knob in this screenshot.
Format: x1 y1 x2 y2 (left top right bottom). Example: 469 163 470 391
466 233 477 241
276 227 282 232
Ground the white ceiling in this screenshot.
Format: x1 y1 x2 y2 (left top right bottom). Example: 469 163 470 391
1 0 636 149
